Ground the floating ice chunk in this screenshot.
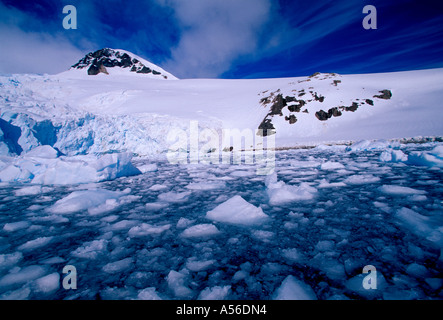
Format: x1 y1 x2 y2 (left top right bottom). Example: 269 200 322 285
396 207 443 245
14 185 43 196
407 145 443 168
71 239 108 259
180 224 220 238
273 275 317 300
343 174 380 185
158 191 191 203
186 258 216 272
346 139 395 152
230 170 253 177
320 161 345 170
128 223 171 237
407 194 427 202
110 219 139 231
405 263 428 278
17 236 53 251
0 252 23 271
148 184 168 191
315 240 335 252
3 221 30 232
345 272 387 299
251 230 274 242
145 202 169 211
0 286 31 300
166 270 193 298
24 145 58 159
47 189 125 214
265 173 317 205
137 163 158 173
379 149 408 163
34 272 60 293
198 285 230 300
318 179 346 188
206 195 269 226
185 181 226 190
281 248 302 263
0 265 47 287
137 287 162 300
28 152 141 185
102 257 133 274
378 185 426 196
176 217 194 229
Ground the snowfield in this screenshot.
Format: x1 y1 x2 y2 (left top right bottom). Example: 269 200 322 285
0 140 442 300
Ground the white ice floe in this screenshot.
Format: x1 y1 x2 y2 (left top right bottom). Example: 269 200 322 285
206 195 269 226
166 270 193 298
0 265 47 288
185 181 226 190
273 275 317 300
137 287 162 300
265 172 317 205
0 146 141 184
407 145 443 168
17 236 53 251
102 257 133 274
71 239 108 259
180 224 221 238
157 191 191 203
185 258 216 272
3 221 31 232
46 189 136 214
198 285 231 300
34 272 60 294
320 161 345 170
378 185 426 196
128 223 171 237
343 174 380 185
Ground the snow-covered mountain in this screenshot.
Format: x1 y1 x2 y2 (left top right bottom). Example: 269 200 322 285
68 48 178 80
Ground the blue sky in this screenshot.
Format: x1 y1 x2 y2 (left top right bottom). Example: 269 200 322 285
1 0 442 78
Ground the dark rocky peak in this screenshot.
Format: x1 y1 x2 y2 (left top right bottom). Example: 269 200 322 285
70 48 168 78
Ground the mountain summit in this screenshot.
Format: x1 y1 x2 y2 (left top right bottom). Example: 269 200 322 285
70 48 177 79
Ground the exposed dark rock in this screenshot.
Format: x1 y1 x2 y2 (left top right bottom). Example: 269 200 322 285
152 70 161 75
328 107 342 117
137 66 152 74
302 109 309 113
258 118 276 136
269 94 286 116
332 80 341 86
287 99 306 112
365 99 374 106
374 89 392 99
345 102 359 112
285 115 297 124
315 110 329 121
87 64 100 75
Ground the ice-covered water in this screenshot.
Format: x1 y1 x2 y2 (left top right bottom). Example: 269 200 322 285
0 142 442 300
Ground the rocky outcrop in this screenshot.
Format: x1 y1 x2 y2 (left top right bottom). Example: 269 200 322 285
374 90 392 99
72 48 167 78
257 72 393 134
